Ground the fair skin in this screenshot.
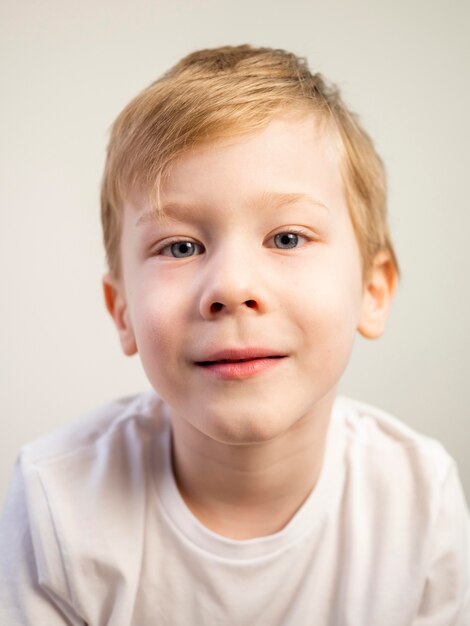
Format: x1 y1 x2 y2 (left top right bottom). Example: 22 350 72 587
103 112 396 540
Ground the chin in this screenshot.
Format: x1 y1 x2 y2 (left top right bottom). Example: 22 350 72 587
202 409 293 446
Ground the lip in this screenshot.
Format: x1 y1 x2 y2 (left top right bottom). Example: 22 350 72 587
195 347 286 363
194 347 287 380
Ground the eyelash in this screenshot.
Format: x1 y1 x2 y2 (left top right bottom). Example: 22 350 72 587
152 228 313 258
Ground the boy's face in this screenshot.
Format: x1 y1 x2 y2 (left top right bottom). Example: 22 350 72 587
105 113 393 444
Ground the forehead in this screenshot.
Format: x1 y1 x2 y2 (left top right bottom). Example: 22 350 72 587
127 113 346 225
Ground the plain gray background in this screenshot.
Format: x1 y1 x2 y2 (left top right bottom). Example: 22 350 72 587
1 0 469 506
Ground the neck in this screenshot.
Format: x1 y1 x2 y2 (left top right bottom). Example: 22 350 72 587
168 393 335 540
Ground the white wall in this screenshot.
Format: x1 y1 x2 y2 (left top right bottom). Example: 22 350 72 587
1 0 469 504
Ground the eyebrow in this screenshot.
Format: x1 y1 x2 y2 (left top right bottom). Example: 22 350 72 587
135 191 329 227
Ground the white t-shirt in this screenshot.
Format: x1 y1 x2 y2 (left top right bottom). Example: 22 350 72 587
1 392 469 625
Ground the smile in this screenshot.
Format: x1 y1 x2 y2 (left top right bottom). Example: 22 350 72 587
195 355 286 380
199 355 282 365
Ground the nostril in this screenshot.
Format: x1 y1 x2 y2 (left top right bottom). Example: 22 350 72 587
208 300 257 314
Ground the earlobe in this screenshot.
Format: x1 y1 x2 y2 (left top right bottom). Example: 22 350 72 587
102 274 138 356
358 252 397 340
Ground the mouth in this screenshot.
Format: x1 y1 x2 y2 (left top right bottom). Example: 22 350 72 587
194 347 287 365
196 355 284 366
193 350 287 380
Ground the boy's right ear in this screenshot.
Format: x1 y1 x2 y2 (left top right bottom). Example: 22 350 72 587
102 274 138 356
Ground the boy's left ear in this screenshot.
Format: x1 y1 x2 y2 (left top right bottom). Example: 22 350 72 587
358 251 397 339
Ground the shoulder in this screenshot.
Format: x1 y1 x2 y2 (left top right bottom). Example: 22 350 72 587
4 391 169 616
333 397 470 622
18 389 169 536
20 390 164 466
331 396 463 536
334 395 454 480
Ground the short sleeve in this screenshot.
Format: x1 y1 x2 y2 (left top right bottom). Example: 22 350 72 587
0 458 86 626
414 459 470 625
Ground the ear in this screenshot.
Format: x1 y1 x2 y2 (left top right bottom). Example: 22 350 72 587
102 274 138 356
358 251 397 340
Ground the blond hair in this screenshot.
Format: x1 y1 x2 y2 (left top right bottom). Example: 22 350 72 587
101 44 399 279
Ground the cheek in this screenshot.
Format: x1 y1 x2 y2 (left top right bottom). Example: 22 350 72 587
293 262 363 360
130 288 188 404
130 285 181 357
298 263 362 321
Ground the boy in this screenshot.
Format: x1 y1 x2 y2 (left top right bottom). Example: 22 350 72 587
1 44 469 625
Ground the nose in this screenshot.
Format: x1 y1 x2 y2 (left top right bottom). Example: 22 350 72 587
198 246 267 319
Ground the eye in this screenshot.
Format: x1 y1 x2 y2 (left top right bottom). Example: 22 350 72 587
272 231 309 249
158 240 204 258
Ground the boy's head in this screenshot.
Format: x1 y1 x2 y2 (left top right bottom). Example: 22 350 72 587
101 44 399 282
101 45 398 444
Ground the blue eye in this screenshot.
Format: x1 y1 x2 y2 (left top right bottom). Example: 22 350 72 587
170 241 198 257
159 241 203 258
274 232 300 249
